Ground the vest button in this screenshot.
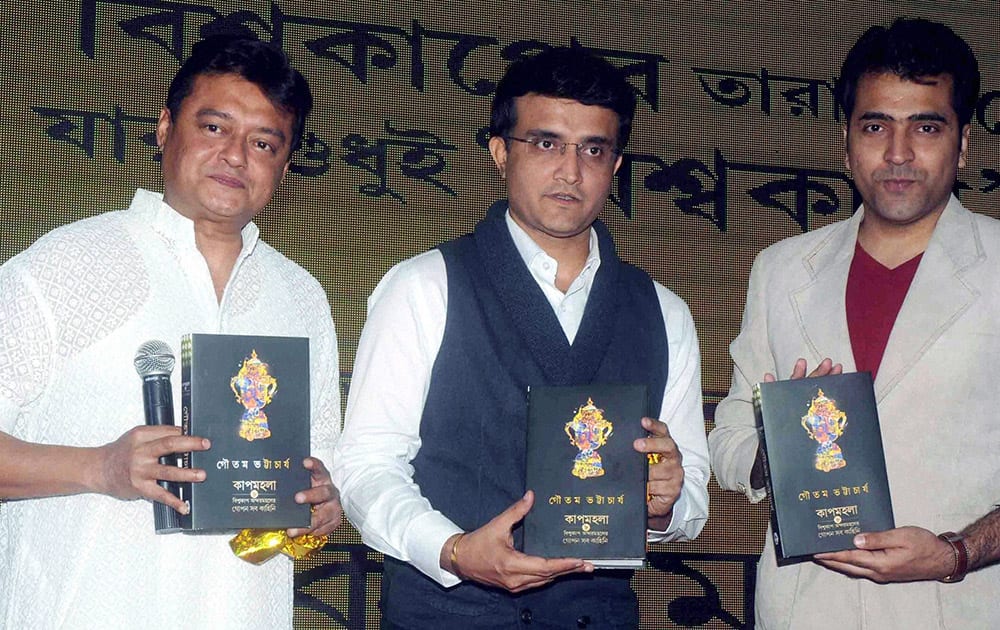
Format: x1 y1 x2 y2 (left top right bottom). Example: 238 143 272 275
577 615 591 628
519 608 533 624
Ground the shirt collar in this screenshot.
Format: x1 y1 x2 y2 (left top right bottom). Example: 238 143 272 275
128 188 260 256
503 210 600 273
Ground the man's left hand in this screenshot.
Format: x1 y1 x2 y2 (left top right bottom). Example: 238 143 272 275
634 417 683 529
814 526 955 583
287 457 343 538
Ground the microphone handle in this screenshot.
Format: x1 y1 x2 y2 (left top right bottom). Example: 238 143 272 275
142 375 181 533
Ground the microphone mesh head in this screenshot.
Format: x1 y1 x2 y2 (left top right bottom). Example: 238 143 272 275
134 340 175 377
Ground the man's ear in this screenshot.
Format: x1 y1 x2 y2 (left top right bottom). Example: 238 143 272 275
488 135 508 178
842 123 851 171
156 108 172 149
958 124 970 169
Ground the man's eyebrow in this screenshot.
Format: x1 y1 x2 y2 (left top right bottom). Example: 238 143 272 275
522 128 613 144
909 112 949 123
522 128 561 139
858 112 892 121
196 108 232 120
857 111 950 123
255 127 288 143
195 108 288 142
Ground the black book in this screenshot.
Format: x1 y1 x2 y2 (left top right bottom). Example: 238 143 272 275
754 372 894 564
523 384 648 569
178 333 311 531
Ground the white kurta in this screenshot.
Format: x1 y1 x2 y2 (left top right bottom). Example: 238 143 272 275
0 189 341 629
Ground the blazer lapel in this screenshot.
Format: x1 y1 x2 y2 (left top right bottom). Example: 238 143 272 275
789 210 862 374
874 197 982 400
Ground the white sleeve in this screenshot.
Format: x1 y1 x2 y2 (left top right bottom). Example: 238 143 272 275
308 290 341 469
708 252 773 503
0 261 54 432
331 250 464 587
647 283 710 542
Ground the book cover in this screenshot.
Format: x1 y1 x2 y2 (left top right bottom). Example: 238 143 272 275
754 371 894 564
178 333 311 531
523 384 648 569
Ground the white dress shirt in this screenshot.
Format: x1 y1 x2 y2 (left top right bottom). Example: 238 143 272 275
333 211 709 588
0 189 340 629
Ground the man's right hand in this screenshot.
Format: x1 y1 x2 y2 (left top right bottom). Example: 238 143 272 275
442 491 593 593
97 425 210 514
763 357 843 384
751 357 843 489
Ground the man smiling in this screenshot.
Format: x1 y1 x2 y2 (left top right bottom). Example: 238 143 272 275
0 36 341 628
709 18 1000 628
334 47 709 628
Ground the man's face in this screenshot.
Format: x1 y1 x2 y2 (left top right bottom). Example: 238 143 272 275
157 73 295 229
488 94 622 250
844 72 969 230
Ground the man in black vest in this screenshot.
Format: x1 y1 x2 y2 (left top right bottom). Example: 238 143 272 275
333 47 710 628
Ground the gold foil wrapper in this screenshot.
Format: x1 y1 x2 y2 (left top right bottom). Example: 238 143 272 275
229 529 328 564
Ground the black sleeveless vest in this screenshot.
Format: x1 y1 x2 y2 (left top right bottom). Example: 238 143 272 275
381 201 669 629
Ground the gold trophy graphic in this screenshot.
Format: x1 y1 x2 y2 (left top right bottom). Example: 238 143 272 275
565 398 614 479
231 349 277 442
801 389 848 472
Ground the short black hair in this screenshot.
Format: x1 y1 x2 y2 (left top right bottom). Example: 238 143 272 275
166 35 313 153
489 46 637 152
837 18 980 127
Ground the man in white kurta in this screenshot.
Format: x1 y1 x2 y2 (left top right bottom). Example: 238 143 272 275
0 190 340 628
0 36 342 629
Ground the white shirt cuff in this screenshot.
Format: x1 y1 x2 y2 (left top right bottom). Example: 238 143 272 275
400 510 465 587
647 490 691 543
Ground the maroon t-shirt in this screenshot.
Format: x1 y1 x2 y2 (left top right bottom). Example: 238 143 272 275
846 241 922 380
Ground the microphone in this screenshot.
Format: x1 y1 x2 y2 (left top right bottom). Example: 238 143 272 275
134 340 181 533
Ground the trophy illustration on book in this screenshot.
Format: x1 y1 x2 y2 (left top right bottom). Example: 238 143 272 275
800 389 847 472
564 398 614 479
231 349 277 442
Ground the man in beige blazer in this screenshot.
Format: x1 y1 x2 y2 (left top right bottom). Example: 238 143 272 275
709 18 1000 629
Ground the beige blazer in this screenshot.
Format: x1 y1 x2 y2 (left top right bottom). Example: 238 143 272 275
710 196 1000 629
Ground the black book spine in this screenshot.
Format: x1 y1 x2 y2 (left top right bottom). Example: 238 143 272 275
752 383 784 560
178 334 193 530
